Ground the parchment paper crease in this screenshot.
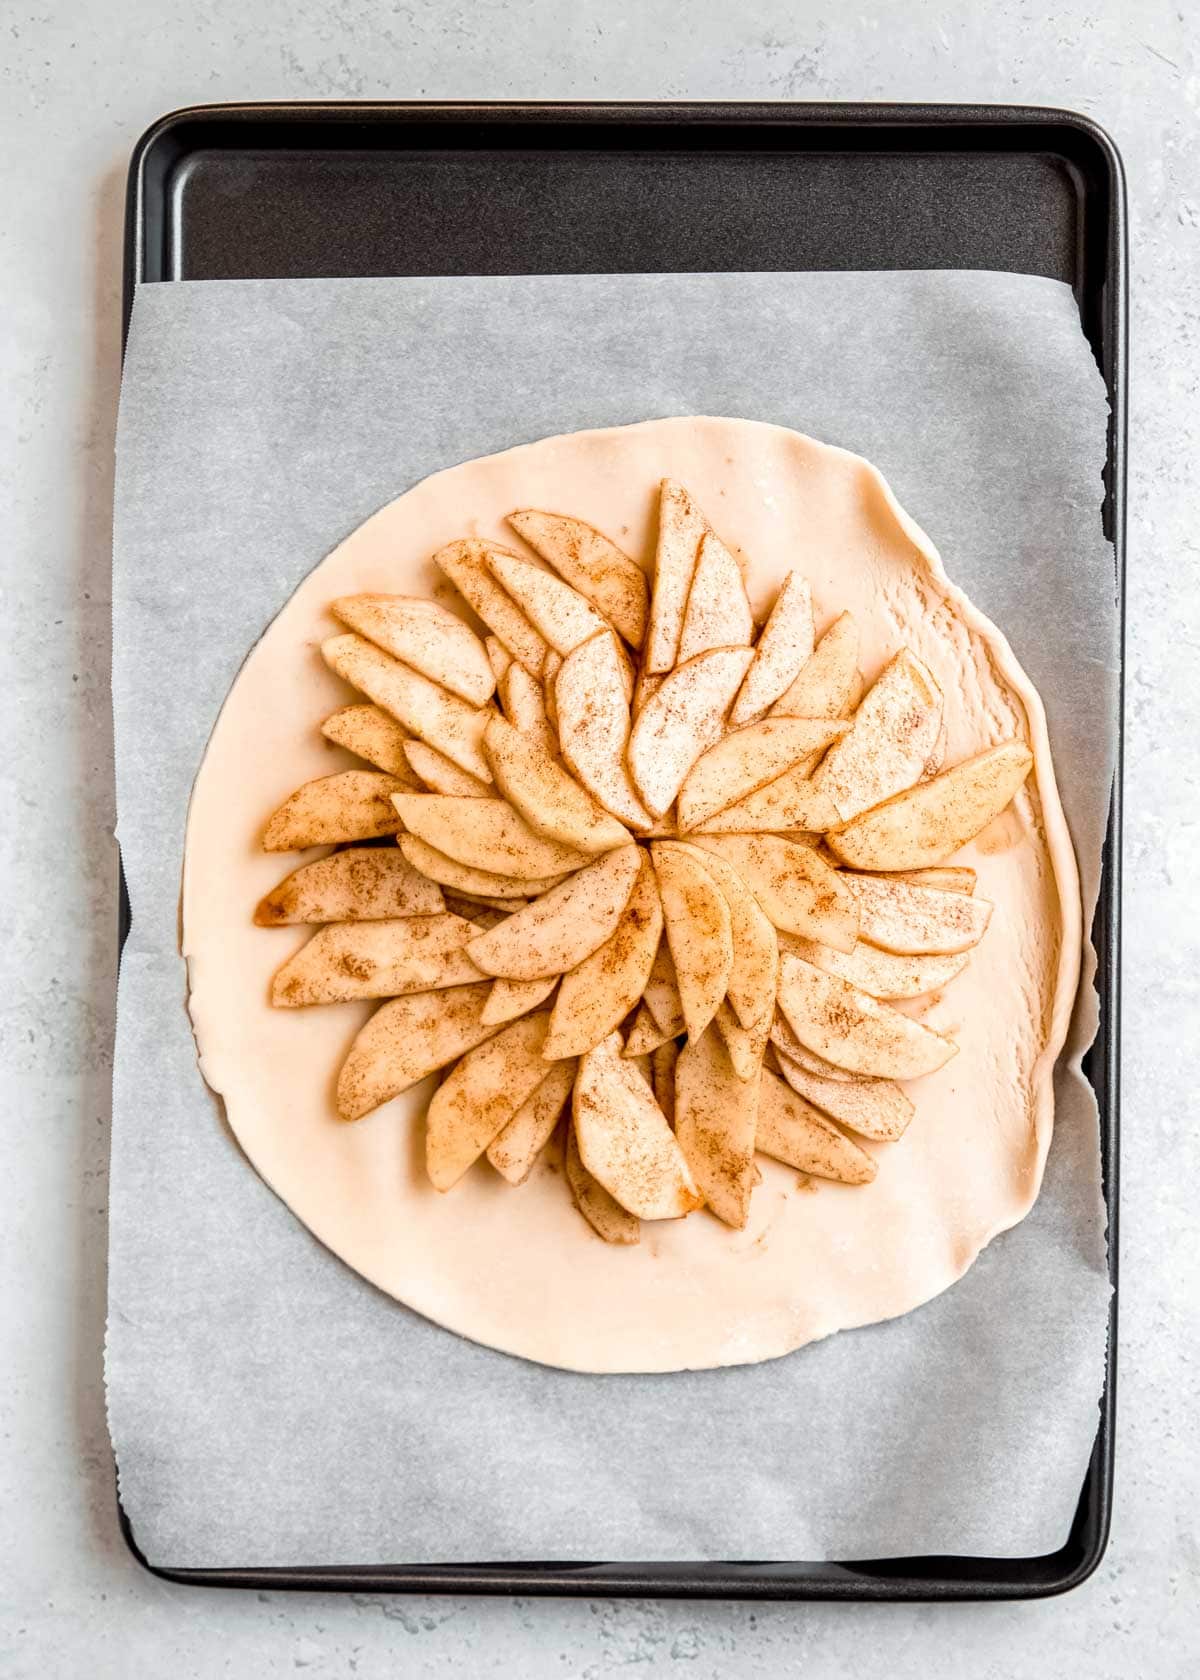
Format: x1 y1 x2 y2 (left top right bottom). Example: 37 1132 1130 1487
107 271 1115 1566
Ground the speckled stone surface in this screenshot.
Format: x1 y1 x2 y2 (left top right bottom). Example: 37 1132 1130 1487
1 2 1196 1674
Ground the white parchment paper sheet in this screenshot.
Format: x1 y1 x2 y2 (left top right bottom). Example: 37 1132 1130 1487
107 271 1115 1566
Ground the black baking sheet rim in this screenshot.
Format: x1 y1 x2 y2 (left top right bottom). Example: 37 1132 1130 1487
112 100 1124 1601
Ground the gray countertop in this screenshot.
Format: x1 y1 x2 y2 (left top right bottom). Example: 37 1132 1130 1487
2 2 1196 1675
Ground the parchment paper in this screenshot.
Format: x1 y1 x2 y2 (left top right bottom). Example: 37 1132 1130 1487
106 271 1115 1566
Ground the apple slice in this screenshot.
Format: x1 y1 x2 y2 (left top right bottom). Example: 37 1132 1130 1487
729 571 815 726
270 914 485 1006
336 981 498 1120
677 530 754 664
662 842 778 1035
690 833 859 952
645 478 707 673
641 937 687 1038
675 1024 760 1228
432 539 549 676
466 846 641 980
403 739 492 798
483 713 631 856
651 1039 679 1126
485 635 512 684
425 1012 556 1190
544 854 662 1059
391 793 592 881
677 717 847 831
769 1014 859 1082
555 631 654 830
884 866 976 894
771 1051 913 1142
652 843 733 1044
323 633 492 783
320 704 420 781
398 833 565 899
781 934 970 1000
777 951 957 1079
624 1001 675 1058
496 661 557 754
713 998 769 1083
573 1033 702 1220
841 873 993 955
756 1068 877 1184
813 648 944 822
480 974 559 1028
255 846 444 924
565 1120 640 1244
542 651 562 728
487 1059 577 1185
332 593 495 706
508 510 648 648
262 771 406 850
769 611 860 719
690 763 841 835
826 741 1035 870
627 646 754 819
488 549 611 657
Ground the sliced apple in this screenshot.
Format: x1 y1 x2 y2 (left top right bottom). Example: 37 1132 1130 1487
255 846 444 925
677 717 847 831
651 843 733 1044
826 741 1035 870
777 951 957 1079
781 934 970 1000
425 1012 555 1190
769 1013 859 1082
403 739 492 798
729 571 815 726
480 974 559 1028
884 866 977 895
651 1039 679 1125
336 981 498 1120
544 854 662 1058
675 1025 760 1228
398 833 565 899
565 1120 640 1244
573 1032 702 1220
813 648 944 822
662 842 778 1035
756 1068 877 1184
483 713 630 856
391 793 592 881
323 632 492 783
690 833 859 952
555 631 654 830
627 646 754 819
332 593 495 706
508 509 648 648
842 873 993 955
485 635 512 684
486 1058 577 1185
320 704 420 781
644 478 707 673
465 845 642 980
713 999 769 1083
488 549 611 657
496 661 554 751
432 539 549 676
542 651 562 729
677 530 754 664
641 937 687 1038
262 770 406 851
632 667 665 718
270 914 484 1006
623 1001 674 1058
771 1052 913 1142
768 611 860 719
691 762 841 835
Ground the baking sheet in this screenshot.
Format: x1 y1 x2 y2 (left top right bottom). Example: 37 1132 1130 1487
106 270 1115 1565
